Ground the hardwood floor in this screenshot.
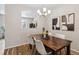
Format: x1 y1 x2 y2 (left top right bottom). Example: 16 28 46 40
4 44 34 55
4 44 78 55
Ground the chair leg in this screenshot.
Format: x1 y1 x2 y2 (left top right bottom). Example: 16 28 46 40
34 50 41 55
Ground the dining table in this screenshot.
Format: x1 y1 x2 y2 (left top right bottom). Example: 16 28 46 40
32 34 72 55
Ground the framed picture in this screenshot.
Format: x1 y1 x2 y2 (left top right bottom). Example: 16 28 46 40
67 13 75 31
29 23 37 28
61 13 75 31
52 17 60 30
61 15 68 31
52 13 75 31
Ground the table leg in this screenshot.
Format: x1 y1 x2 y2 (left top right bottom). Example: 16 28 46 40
66 44 70 55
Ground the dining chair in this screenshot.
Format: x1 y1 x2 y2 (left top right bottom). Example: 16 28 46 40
26 36 36 55
33 37 53 55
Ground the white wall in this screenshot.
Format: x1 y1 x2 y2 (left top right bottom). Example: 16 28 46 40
46 5 79 51
5 4 47 49
5 4 79 52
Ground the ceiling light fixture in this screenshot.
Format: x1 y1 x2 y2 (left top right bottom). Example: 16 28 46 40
37 8 51 16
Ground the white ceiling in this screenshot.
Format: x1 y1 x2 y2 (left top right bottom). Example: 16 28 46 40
26 4 62 10
21 4 62 18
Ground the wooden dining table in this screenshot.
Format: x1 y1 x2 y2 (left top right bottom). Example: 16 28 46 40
32 34 72 55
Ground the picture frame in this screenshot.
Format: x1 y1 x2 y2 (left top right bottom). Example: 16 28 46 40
52 17 60 30
61 13 75 31
52 13 75 31
29 23 37 28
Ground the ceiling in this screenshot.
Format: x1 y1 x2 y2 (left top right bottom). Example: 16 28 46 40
21 4 63 17
26 4 62 10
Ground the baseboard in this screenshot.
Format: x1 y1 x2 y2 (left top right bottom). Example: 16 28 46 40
71 49 79 55
5 43 29 50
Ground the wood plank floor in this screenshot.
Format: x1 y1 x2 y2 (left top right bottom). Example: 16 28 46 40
4 44 34 55
4 44 78 55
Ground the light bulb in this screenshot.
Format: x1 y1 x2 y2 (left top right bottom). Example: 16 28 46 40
48 10 51 14
37 8 51 16
43 8 46 12
37 9 40 13
37 9 42 15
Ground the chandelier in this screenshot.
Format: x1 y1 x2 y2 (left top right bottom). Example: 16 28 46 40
37 8 51 16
